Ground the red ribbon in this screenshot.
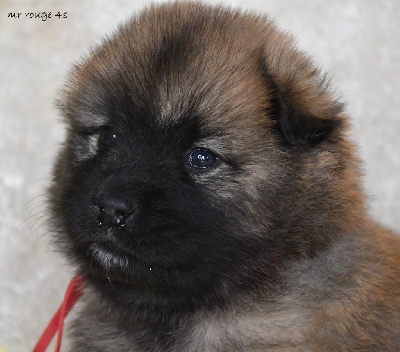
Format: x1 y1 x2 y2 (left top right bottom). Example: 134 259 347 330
33 275 84 352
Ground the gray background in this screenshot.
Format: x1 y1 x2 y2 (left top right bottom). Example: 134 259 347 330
0 0 399 350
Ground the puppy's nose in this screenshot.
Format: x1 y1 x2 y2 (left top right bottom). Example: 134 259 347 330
96 197 135 229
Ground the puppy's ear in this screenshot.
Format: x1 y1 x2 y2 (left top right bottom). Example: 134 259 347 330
262 31 344 145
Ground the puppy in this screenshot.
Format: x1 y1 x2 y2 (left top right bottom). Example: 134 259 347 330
50 2 400 351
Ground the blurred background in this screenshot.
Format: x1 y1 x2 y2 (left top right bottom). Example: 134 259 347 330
0 0 399 350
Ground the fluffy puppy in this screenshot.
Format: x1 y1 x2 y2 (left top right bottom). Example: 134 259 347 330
50 2 400 351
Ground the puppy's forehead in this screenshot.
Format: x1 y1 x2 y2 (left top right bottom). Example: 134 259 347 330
61 3 271 135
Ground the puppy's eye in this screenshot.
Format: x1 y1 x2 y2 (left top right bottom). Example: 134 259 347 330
188 148 217 169
99 129 117 149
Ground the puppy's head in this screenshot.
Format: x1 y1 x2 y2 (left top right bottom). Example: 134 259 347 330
52 3 360 309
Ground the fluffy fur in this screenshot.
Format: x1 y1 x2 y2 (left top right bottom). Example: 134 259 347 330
50 2 400 351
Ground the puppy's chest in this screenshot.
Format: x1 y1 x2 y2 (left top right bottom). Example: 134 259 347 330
181 309 311 351
68 301 311 352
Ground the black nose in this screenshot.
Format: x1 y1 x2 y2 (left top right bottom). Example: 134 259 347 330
96 197 136 229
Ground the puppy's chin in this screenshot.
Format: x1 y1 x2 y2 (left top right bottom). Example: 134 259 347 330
77 232 171 287
78 237 223 311
85 241 163 292
87 241 140 277
72 222 226 297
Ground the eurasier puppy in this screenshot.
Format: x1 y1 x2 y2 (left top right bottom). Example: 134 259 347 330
50 2 400 351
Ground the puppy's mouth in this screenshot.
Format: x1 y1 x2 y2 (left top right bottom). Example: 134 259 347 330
82 232 179 287
88 241 132 271
86 238 157 271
